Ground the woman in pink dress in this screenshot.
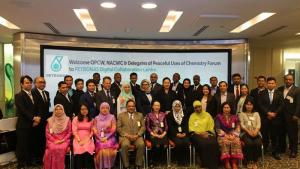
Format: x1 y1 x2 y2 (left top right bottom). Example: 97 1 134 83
94 102 118 169
43 104 71 169
72 103 95 169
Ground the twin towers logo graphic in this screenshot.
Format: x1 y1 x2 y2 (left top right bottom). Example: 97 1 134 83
51 56 64 72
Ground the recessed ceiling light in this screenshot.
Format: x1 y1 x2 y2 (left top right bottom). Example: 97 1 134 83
159 10 183 32
230 12 276 33
100 2 116 8
142 2 157 9
0 16 20 29
296 32 300 35
73 9 97 31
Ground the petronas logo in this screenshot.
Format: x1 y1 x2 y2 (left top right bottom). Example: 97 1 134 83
51 56 63 72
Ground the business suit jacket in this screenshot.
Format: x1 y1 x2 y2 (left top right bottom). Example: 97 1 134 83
150 83 162 96
210 91 236 117
250 87 265 105
111 82 121 98
191 84 203 93
71 89 84 116
95 89 117 115
210 86 220 96
54 92 74 118
32 88 50 121
80 91 97 117
130 83 141 98
117 111 145 139
136 91 152 116
15 90 37 129
171 82 183 94
166 111 189 139
154 89 178 112
229 84 244 98
257 89 284 122
278 85 300 119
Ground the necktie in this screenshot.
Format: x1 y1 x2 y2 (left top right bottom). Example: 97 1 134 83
194 86 197 91
269 91 273 104
235 85 240 98
28 92 34 104
42 91 47 102
107 90 111 99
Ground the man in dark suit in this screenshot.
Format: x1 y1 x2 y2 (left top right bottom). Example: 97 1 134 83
170 73 183 94
209 76 220 96
93 72 102 92
54 81 74 118
250 75 266 106
80 79 97 117
258 77 284 160
31 76 50 164
130 72 140 97
95 76 117 116
209 81 235 117
228 73 243 99
111 72 122 98
15 75 40 168
191 74 202 93
71 78 84 116
278 74 300 158
150 73 162 96
64 75 76 97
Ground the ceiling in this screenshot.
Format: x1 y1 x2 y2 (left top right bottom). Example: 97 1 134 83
1 0 300 43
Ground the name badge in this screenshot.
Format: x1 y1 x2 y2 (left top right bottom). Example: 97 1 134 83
286 96 294 103
137 121 141 127
248 121 252 126
100 131 105 138
249 117 254 121
232 122 235 128
160 122 164 128
112 99 116 104
194 122 198 127
178 127 182 132
49 128 53 134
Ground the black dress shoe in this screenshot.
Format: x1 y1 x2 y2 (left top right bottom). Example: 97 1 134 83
272 153 281 160
289 152 297 158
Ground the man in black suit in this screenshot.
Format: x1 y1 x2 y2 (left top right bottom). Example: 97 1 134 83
258 77 284 160
80 79 97 117
171 73 183 94
31 76 50 164
130 72 140 97
111 72 122 98
209 81 235 117
278 74 300 158
250 75 266 106
15 75 41 168
191 74 202 93
93 72 102 92
95 76 117 116
71 78 84 116
150 73 162 96
209 76 220 96
54 81 74 118
228 73 242 99
64 75 76 97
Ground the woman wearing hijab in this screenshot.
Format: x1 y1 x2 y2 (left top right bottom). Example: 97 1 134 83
178 78 199 117
43 104 72 169
72 103 95 169
166 100 190 165
136 79 153 116
189 100 219 169
117 82 135 115
94 102 118 169
215 102 243 169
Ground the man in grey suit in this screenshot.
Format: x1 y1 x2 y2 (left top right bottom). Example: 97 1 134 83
117 99 145 169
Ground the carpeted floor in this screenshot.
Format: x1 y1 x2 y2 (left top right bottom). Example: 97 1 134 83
1 151 300 169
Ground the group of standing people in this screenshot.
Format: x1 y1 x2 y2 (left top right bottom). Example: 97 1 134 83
14 72 300 169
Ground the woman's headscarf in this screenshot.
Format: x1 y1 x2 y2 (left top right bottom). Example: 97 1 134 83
119 82 134 100
140 79 151 93
96 102 111 121
47 104 69 134
172 100 184 125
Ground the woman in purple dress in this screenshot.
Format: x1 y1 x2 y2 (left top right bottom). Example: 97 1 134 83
43 104 71 169
215 102 243 169
94 102 118 169
146 100 168 166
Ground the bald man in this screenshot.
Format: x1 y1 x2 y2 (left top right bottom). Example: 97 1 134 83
31 76 50 164
150 73 162 96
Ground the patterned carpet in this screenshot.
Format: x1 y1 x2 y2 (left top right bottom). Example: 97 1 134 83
1 151 300 169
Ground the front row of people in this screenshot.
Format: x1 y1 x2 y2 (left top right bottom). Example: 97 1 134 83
44 98 261 169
